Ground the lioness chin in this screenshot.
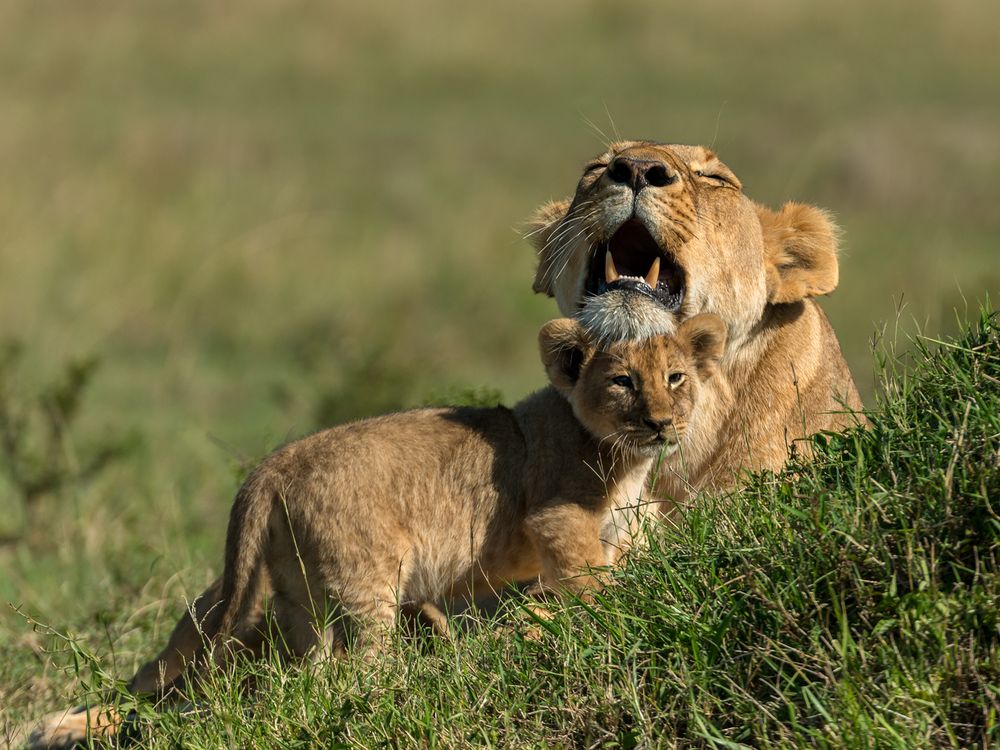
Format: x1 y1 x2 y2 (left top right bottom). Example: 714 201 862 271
527 140 865 502
25 314 727 749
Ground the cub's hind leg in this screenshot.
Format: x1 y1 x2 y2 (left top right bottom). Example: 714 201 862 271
341 585 404 658
400 600 451 640
265 586 400 664
22 577 270 750
268 592 332 661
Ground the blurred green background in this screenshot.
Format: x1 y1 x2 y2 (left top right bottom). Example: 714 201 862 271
0 0 998 721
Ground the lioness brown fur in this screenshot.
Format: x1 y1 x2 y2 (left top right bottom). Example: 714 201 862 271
25 314 727 749
527 141 864 502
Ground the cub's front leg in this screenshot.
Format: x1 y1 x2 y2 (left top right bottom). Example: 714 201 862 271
523 502 608 603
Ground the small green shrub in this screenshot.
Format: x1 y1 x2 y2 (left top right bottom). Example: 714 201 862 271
420 385 505 408
0 340 138 544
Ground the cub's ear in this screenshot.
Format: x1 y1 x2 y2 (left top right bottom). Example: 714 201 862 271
525 199 572 296
675 313 727 380
757 202 840 304
538 318 594 392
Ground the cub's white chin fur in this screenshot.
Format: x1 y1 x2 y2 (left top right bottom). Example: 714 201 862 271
577 290 678 345
643 441 679 459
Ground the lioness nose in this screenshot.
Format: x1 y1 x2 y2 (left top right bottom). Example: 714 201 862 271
608 156 674 192
643 417 672 435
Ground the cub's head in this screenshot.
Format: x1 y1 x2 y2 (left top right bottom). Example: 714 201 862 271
527 141 839 349
539 313 727 457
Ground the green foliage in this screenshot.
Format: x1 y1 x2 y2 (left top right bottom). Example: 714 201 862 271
0 340 137 544
310 343 414 429
575 308 999 747
421 385 506 409
308 340 506 428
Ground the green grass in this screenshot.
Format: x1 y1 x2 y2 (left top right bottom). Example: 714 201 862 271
8 312 999 748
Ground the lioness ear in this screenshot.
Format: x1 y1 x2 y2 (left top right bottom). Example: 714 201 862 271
538 318 593 392
757 202 840 304
675 313 727 380
526 199 572 296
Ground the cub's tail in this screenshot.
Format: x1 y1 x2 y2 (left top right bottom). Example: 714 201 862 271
216 466 276 640
19 469 276 750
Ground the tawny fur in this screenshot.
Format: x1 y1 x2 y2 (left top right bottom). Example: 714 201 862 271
527 140 864 504
24 315 727 750
213 314 726 656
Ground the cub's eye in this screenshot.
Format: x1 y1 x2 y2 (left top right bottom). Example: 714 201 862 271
611 375 634 390
667 372 686 388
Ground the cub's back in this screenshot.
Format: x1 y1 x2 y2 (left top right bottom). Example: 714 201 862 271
261 404 527 518
256 405 533 603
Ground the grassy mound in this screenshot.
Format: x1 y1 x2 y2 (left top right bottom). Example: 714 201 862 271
18 310 1000 749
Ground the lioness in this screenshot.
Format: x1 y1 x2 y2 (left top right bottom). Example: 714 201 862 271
25 314 727 748
527 140 864 500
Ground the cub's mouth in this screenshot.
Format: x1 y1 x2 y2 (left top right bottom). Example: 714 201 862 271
583 219 685 311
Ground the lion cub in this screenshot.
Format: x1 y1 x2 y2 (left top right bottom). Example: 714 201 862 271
213 313 726 656
20 314 728 750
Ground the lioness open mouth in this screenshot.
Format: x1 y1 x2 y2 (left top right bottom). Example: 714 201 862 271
583 219 685 311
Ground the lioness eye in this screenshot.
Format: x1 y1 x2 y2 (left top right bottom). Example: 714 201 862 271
667 372 685 388
695 170 733 188
611 375 634 389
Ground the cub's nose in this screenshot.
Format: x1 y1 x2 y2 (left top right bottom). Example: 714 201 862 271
643 417 672 436
607 156 674 192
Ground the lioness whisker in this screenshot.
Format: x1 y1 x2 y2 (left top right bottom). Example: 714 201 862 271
536 214 588 266
525 200 595 243
537 202 596 251
543 220 596 287
551 225 597 285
